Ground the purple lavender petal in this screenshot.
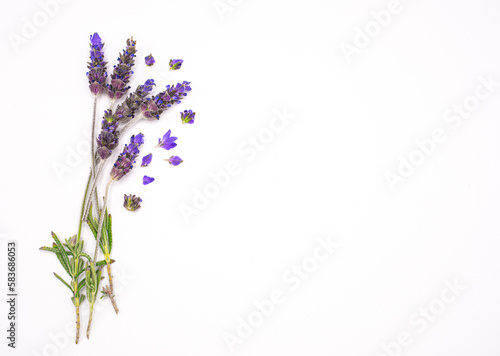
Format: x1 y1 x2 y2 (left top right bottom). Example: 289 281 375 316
145 54 155 66
156 130 177 150
166 155 183 166
143 175 155 185
169 59 183 70
141 153 153 167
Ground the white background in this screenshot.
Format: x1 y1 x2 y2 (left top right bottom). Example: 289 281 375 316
1 0 500 355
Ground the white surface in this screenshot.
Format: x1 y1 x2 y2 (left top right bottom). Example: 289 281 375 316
1 0 500 355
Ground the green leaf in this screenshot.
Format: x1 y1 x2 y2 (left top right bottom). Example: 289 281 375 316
77 278 86 294
95 259 114 267
107 212 113 253
53 273 72 292
79 252 92 262
40 246 71 255
51 232 70 274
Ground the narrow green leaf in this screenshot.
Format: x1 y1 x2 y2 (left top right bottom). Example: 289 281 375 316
77 278 86 294
53 273 72 292
51 232 70 273
107 212 113 253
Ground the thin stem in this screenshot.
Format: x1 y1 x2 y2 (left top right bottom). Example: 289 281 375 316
106 262 119 314
120 113 143 134
91 95 98 178
94 179 113 262
83 160 105 223
86 303 94 339
75 305 80 344
77 171 92 240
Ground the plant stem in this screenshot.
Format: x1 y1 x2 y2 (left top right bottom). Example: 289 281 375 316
90 95 98 178
120 113 143 134
75 305 80 344
106 260 119 313
83 160 105 223
77 171 92 240
86 303 94 339
94 179 113 262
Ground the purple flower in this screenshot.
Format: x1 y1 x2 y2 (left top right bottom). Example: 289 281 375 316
140 81 192 120
123 194 142 211
145 54 155 66
107 37 137 100
165 155 183 166
180 110 195 124
143 176 155 185
141 153 152 167
115 79 156 122
110 133 144 181
169 59 183 70
87 32 108 95
96 110 119 159
156 130 177 150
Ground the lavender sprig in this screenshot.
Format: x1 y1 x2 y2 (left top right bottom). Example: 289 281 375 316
87 33 107 95
107 37 137 101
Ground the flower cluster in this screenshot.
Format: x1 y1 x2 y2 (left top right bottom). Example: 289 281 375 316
107 38 137 100
180 109 195 124
110 134 144 181
87 33 107 95
123 194 142 211
115 79 156 122
96 110 119 159
145 54 155 66
169 59 183 70
141 81 192 120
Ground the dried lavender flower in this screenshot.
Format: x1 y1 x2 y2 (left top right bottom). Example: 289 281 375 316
110 133 144 181
140 81 192 120
87 32 107 95
123 194 142 211
141 153 153 167
96 110 119 159
107 37 137 100
169 59 183 70
156 130 177 150
145 54 155 66
180 110 195 124
165 155 183 166
143 176 155 185
115 79 156 123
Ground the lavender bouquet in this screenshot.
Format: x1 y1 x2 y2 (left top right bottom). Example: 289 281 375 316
40 33 195 343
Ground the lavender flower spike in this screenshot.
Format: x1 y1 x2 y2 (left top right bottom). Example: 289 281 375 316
110 133 144 181
123 194 142 211
107 37 137 100
140 81 192 120
165 155 183 166
143 176 155 185
141 153 152 167
115 79 156 123
96 110 119 159
180 110 195 124
145 54 155 66
87 32 107 95
169 59 183 70
156 130 177 150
